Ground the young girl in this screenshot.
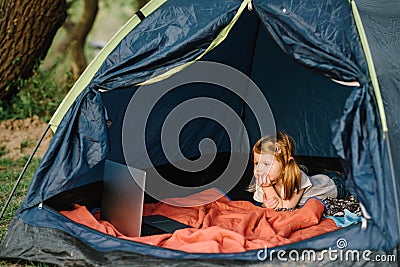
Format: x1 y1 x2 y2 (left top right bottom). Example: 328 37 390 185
249 132 337 209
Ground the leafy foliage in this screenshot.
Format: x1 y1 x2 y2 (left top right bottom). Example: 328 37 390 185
0 66 72 122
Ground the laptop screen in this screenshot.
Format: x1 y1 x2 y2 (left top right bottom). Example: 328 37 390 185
101 160 146 237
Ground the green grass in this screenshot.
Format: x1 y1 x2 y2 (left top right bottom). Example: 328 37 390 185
0 146 8 158
0 156 41 266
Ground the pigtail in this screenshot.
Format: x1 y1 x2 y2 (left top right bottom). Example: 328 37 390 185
276 131 302 200
282 159 301 200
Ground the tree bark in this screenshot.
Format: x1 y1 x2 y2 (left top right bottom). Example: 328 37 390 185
0 0 67 101
137 0 148 9
70 0 98 80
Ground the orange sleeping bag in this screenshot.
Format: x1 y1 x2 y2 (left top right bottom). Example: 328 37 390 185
60 188 338 253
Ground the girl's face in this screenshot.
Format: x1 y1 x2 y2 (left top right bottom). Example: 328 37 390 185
253 152 281 185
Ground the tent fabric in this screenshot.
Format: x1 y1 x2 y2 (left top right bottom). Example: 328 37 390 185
253 0 369 84
333 85 398 247
1 0 400 265
357 0 400 237
20 87 109 211
90 0 243 90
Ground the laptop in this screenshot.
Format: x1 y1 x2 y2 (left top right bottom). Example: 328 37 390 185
101 160 191 237
141 214 192 236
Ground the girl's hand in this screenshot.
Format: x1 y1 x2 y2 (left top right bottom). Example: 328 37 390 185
256 174 267 186
259 176 274 187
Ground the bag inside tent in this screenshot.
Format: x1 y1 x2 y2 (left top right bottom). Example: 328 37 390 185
1 0 399 265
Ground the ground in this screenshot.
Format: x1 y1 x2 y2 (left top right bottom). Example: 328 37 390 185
0 117 51 267
0 116 52 160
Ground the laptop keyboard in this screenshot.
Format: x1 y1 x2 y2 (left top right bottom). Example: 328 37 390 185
141 222 167 236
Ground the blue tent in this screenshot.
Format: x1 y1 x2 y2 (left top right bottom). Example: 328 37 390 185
1 0 399 265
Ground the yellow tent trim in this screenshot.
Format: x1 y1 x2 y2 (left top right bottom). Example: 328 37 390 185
350 0 388 135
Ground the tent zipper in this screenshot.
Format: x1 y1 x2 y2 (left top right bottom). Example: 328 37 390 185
247 0 253 11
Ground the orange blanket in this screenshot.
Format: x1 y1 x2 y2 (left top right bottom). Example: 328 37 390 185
60 189 338 253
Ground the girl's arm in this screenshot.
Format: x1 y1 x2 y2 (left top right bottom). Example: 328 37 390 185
262 186 305 209
261 185 281 209
280 189 304 209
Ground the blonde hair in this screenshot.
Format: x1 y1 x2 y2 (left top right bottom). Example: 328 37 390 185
248 131 302 200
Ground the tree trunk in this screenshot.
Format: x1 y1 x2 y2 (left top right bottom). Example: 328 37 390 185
0 0 67 101
137 0 148 9
70 0 98 80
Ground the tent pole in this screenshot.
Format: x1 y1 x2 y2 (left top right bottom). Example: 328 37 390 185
350 0 388 135
0 124 51 222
